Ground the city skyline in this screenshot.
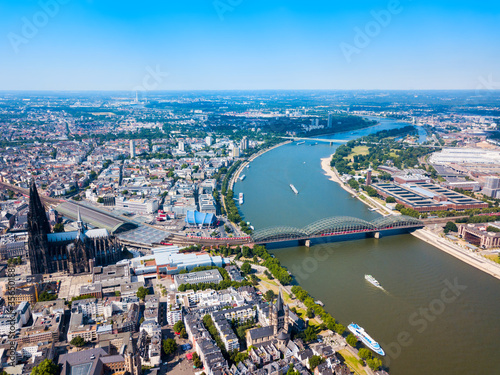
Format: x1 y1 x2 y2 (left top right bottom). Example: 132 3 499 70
1 0 500 91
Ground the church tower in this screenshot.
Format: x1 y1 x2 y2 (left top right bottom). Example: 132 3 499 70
272 288 289 335
124 334 141 375
27 179 51 275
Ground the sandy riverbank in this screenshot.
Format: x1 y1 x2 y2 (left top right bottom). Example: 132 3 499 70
320 154 354 194
412 228 500 281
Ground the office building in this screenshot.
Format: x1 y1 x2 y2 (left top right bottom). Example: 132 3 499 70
130 140 136 158
327 112 334 128
240 136 248 151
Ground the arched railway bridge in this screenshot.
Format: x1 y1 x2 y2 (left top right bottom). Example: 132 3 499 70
165 215 423 247
250 215 423 246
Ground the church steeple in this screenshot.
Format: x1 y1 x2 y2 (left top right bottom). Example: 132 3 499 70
277 287 283 312
76 207 85 232
28 178 51 275
28 178 51 235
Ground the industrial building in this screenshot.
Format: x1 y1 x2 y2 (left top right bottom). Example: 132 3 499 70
373 182 488 212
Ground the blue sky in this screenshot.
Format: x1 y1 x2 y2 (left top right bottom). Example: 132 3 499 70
1 0 499 90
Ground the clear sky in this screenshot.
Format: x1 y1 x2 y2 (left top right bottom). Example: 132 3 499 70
1 0 499 90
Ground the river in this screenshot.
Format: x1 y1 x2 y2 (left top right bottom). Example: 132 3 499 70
234 118 500 375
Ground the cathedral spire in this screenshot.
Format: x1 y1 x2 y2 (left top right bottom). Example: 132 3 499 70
77 207 83 230
28 178 51 235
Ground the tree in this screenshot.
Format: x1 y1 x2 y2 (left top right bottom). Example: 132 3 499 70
139 317 145 325
115 290 121 297
163 338 178 355
53 223 65 233
306 307 315 319
286 364 301 375
301 325 317 342
264 290 275 302
70 336 86 347
348 178 359 190
192 352 202 368
173 320 185 333
366 357 383 370
179 328 187 339
444 221 458 234
334 323 346 335
308 355 325 370
31 359 59 375
136 286 149 300
97 197 104 203
346 333 358 347
38 291 57 302
358 348 372 360
385 196 396 203
240 262 251 275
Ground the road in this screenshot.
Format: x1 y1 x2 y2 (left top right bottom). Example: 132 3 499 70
412 228 500 280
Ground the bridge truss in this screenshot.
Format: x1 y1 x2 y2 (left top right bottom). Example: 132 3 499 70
251 215 423 244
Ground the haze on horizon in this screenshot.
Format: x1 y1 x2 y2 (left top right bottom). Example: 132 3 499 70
1 0 499 91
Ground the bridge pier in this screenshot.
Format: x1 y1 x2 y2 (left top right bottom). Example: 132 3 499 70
298 239 311 247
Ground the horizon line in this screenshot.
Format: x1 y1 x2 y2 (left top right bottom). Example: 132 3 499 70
1 89 499 93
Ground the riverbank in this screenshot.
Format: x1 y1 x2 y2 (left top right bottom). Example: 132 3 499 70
235 259 374 375
320 154 392 216
412 228 500 281
321 153 500 280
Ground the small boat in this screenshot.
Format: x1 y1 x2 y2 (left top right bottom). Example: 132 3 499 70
239 174 246 181
290 184 299 194
365 274 384 290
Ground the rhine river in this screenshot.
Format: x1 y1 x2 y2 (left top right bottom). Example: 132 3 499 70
234 118 500 375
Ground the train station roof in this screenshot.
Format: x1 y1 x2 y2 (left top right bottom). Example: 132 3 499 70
56 201 138 234
116 226 171 246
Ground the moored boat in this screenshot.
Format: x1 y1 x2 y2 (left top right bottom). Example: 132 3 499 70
348 323 385 356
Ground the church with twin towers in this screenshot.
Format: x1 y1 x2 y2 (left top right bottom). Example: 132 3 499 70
27 179 122 275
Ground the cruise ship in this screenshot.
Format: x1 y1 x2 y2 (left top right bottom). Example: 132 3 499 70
239 174 246 181
239 193 244 205
290 184 299 194
348 323 385 356
365 275 384 290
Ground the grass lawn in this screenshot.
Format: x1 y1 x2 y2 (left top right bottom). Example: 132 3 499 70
338 349 368 375
259 275 279 287
257 276 293 304
350 146 369 157
484 254 500 264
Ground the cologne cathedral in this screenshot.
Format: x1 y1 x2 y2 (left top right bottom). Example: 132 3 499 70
27 179 121 275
